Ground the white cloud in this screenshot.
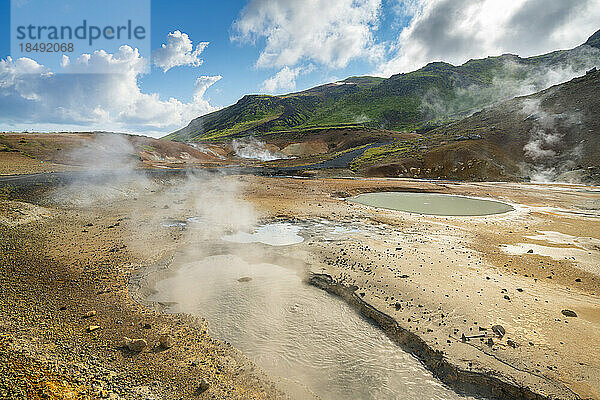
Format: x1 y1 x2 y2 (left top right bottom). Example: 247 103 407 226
232 0 383 69
262 65 314 93
377 0 600 76
194 75 223 99
153 30 209 72
0 46 222 137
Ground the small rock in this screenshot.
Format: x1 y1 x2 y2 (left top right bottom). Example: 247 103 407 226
527 249 534 253
143 323 152 329
83 311 97 318
561 309 577 318
123 337 147 352
575 278 582 282
491 325 506 338
507 339 517 348
486 338 494 347
87 325 101 333
159 334 174 349
196 378 209 394
237 277 252 283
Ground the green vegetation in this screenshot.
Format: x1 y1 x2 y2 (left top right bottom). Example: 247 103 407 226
350 135 444 171
201 112 284 139
165 30 600 143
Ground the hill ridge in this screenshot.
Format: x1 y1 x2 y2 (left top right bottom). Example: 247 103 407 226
166 29 600 142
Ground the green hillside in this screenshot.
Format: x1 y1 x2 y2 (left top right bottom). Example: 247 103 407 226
164 77 383 142
166 29 600 142
351 68 600 182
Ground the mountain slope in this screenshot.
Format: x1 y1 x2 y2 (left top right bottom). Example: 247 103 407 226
351 68 600 182
164 77 383 142
167 29 600 142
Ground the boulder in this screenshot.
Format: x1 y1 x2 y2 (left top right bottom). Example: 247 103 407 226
491 325 506 338
159 334 174 349
123 337 147 352
196 378 210 394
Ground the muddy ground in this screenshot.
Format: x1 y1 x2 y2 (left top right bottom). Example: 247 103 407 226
0 174 288 400
0 173 599 399
240 177 600 399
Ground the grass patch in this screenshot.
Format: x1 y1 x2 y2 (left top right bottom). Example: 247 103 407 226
199 113 284 140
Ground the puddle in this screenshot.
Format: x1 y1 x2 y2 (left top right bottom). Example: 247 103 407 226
161 219 187 227
349 192 514 216
525 231 600 250
222 223 304 246
186 216 205 224
500 231 600 276
501 243 587 261
149 254 476 400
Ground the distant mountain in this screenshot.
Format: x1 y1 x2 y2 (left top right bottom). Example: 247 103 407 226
166 29 600 142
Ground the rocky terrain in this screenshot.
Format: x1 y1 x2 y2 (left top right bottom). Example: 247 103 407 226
1 162 599 400
351 69 600 182
0 173 288 400
0 132 228 175
238 176 600 399
158 30 600 184
1 25 599 400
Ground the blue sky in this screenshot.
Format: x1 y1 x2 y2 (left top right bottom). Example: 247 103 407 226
1 0 401 106
140 0 406 106
0 0 598 136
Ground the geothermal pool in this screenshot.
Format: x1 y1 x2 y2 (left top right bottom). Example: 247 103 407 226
149 251 476 400
222 223 304 245
349 192 514 216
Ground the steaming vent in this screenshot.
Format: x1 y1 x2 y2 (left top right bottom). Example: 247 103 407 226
232 137 290 161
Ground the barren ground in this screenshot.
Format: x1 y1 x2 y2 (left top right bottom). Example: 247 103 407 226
0 173 599 399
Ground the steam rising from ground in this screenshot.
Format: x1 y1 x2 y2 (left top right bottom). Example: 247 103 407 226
518 98 583 182
48 134 154 206
420 46 600 119
352 113 371 124
187 142 225 159
232 137 289 161
42 133 483 399
45 134 255 229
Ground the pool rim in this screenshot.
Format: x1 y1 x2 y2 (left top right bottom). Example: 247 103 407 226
346 191 516 217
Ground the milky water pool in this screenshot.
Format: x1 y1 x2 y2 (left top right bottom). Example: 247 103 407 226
149 253 477 400
222 223 304 246
349 192 514 216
